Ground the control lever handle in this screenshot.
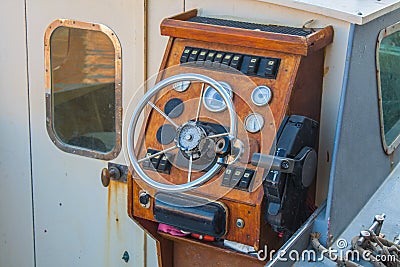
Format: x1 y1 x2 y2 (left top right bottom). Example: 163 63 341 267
251 147 317 187
251 153 295 173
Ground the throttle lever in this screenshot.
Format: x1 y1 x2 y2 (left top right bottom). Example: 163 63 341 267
251 153 295 173
251 147 317 187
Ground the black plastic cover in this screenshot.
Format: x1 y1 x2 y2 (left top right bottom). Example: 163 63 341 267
154 193 227 237
264 115 318 237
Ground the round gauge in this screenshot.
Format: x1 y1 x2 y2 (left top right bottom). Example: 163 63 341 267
173 81 191 92
203 81 233 112
251 85 272 106
244 113 265 133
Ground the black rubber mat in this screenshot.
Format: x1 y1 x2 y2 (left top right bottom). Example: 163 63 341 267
187 16 312 37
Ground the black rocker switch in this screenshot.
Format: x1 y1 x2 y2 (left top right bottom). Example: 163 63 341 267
197 49 209 62
222 165 235 187
257 58 279 78
213 52 225 66
237 169 255 190
230 54 243 70
188 48 201 62
142 149 160 170
205 51 217 62
221 53 234 68
247 57 260 75
230 168 245 187
157 154 173 174
180 47 192 63
264 58 279 77
150 153 161 169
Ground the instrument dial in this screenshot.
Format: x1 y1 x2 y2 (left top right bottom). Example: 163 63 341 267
173 81 191 92
244 113 264 133
251 85 272 106
203 81 233 112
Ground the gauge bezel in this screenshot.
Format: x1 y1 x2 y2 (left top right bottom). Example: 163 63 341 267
251 85 272 107
244 113 265 133
203 81 233 112
173 80 191 92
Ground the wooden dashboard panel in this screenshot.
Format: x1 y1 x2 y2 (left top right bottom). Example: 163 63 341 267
128 9 333 256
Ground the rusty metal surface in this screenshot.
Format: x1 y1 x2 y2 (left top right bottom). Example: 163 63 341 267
44 19 122 160
108 162 128 183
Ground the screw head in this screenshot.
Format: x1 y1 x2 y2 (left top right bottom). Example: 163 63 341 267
281 160 290 170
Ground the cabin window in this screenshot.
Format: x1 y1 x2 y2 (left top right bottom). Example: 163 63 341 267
44 20 122 159
377 21 400 154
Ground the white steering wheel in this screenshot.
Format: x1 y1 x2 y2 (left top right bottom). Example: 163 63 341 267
127 73 237 192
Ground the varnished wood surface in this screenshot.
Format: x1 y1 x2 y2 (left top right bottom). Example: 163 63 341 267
128 9 333 261
136 38 301 202
161 9 334 56
132 37 302 247
159 232 268 267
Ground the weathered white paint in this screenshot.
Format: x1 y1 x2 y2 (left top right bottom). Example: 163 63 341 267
0 1 35 267
256 0 400 25
143 2 185 265
26 0 146 266
185 0 352 205
146 0 185 82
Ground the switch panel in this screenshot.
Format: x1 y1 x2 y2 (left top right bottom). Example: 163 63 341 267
221 166 256 191
142 149 174 174
180 46 280 79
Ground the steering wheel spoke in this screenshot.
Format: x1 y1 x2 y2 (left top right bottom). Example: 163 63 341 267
195 83 205 122
207 132 230 139
147 101 179 128
138 145 178 163
187 154 193 183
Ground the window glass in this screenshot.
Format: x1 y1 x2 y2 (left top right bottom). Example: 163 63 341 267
45 20 121 159
377 23 400 154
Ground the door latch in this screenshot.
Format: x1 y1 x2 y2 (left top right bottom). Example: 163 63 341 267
101 163 128 187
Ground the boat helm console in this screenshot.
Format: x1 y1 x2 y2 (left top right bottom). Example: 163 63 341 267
126 9 333 265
